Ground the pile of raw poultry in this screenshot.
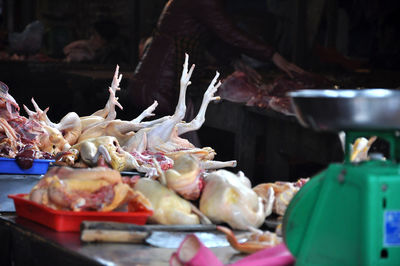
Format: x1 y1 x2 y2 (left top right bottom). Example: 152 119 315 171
0 54 309 253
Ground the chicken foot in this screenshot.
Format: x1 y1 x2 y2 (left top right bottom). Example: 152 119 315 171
78 65 123 134
145 53 195 145
91 65 123 119
177 71 221 135
130 100 171 129
23 99 51 126
131 100 158 124
24 99 82 145
122 53 195 153
144 62 221 150
175 52 195 121
200 160 237 170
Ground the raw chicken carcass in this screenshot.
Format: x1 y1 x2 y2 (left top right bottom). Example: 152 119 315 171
0 82 63 159
0 81 19 120
253 181 302 216
0 118 20 156
23 66 164 156
350 136 377 162
23 65 126 146
123 54 237 170
74 66 171 146
70 136 154 173
134 178 200 225
199 170 274 230
62 54 236 175
0 82 45 145
161 153 204 201
24 100 82 146
25 55 236 174
37 124 71 155
29 166 152 212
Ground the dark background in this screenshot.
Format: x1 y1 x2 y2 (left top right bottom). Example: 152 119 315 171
1 0 400 116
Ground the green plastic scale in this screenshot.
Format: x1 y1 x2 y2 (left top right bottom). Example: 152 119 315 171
284 89 400 265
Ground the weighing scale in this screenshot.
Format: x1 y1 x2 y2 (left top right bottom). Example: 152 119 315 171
284 89 400 265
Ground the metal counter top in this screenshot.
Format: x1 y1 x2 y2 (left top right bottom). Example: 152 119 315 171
0 214 244 266
0 174 42 212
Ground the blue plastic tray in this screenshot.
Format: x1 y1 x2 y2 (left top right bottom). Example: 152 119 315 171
0 157 54 175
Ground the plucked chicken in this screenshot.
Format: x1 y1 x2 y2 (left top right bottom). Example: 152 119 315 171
253 178 309 216
29 166 152 212
159 153 204 201
70 136 155 173
3 54 236 176
133 178 200 225
122 54 237 171
23 65 125 146
55 54 236 174
199 170 274 230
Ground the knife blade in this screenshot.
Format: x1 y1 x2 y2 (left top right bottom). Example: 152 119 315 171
81 221 217 232
80 221 222 246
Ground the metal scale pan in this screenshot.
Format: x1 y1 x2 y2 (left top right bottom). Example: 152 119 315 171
288 88 400 132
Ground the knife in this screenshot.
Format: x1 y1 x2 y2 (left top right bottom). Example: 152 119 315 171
81 221 217 232
80 221 220 246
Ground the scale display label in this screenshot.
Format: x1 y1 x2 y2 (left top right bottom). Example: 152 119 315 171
384 211 400 246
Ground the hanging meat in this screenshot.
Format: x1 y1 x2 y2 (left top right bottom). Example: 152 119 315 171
218 63 334 116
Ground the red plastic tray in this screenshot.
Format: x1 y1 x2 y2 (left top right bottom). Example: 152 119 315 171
9 194 153 232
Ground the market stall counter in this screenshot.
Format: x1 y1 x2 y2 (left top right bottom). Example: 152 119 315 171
0 214 243 266
0 174 42 212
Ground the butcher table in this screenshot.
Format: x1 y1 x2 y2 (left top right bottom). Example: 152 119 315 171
0 214 245 266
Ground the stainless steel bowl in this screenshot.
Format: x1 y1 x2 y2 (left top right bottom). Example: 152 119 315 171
288 89 400 131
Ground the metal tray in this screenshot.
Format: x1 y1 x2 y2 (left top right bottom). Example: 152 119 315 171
288 89 400 131
0 174 42 212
